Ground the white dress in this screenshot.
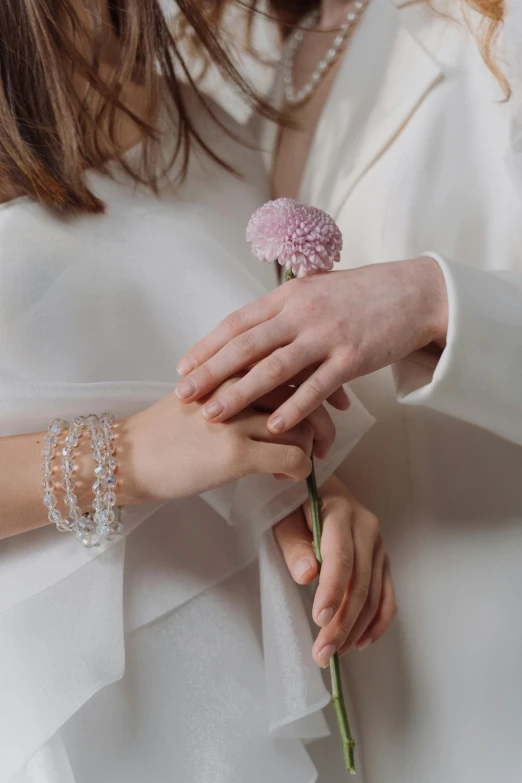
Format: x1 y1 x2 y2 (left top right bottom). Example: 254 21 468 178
0 93 374 782
258 1 522 782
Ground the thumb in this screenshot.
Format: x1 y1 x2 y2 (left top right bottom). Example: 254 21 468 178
273 506 318 584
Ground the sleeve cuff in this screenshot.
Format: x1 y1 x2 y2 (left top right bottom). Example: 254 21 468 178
394 252 522 444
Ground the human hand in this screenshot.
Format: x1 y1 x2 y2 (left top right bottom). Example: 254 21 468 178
116 381 319 506
273 475 397 666
175 258 448 433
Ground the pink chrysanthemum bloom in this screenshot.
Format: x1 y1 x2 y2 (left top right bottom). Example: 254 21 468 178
246 198 343 277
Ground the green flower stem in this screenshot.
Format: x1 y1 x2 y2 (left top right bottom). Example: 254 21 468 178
284 263 356 773
306 461 356 775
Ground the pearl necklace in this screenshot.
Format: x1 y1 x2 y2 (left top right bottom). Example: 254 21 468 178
283 0 369 106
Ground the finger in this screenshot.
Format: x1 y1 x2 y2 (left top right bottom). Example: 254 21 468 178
176 295 281 376
327 386 351 411
341 538 385 650
175 321 289 404
287 369 350 412
248 415 314 457
353 558 397 650
253 387 335 458
273 508 318 584
306 404 336 458
200 342 318 423
248 441 312 482
267 360 347 434
308 501 354 627
312 512 379 666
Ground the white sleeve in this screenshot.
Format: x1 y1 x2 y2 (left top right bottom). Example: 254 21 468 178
394 252 522 445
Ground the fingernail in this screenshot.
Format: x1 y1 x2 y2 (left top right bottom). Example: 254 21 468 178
268 416 285 433
316 643 336 668
293 557 314 580
177 357 195 376
175 379 196 399
355 637 372 651
202 400 224 419
317 607 334 627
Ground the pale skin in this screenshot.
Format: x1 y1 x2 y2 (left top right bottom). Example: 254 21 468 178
0 0 397 668
173 0 452 654
175 0 450 431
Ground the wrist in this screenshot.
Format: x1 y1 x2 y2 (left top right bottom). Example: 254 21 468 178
410 256 449 349
113 415 148 507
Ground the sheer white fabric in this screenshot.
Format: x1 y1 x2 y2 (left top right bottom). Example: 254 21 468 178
0 93 374 783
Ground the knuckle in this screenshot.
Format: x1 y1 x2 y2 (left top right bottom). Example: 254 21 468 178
338 618 355 642
365 513 380 538
351 581 370 604
285 446 305 473
264 353 286 381
231 332 256 359
334 344 364 378
197 363 217 388
333 551 354 575
304 377 327 403
223 310 245 335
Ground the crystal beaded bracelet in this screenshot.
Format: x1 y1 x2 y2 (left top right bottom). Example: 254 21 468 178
42 415 123 548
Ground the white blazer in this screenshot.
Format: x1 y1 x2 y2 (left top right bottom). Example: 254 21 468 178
261 1 522 782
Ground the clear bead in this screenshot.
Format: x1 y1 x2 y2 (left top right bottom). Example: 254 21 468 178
48 509 62 524
100 413 115 425
66 434 79 447
93 449 106 463
44 493 58 508
42 447 55 459
97 524 112 538
79 513 94 532
104 491 117 507
69 506 82 522
61 459 74 474
94 464 107 479
62 445 73 458
49 418 68 435
99 509 115 525
93 480 104 495
41 478 54 492
62 477 75 492
56 521 70 532
115 523 124 534
105 474 118 488
73 416 86 428
64 493 78 507
40 461 52 474
93 497 105 511
44 435 57 447
76 530 86 543
86 414 99 429
108 457 117 472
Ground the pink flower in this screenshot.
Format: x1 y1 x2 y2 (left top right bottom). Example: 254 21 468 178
246 198 343 277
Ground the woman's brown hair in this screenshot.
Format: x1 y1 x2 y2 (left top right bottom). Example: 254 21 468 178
0 0 507 214
0 0 273 214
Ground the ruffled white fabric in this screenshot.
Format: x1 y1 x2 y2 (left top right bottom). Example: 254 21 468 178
0 93 374 782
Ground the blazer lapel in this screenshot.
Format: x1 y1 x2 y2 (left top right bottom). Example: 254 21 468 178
300 0 444 218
